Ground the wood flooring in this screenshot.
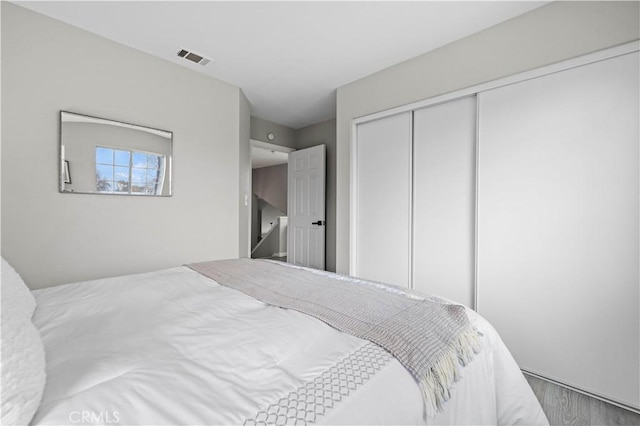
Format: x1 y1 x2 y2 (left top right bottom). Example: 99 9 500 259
524 374 640 425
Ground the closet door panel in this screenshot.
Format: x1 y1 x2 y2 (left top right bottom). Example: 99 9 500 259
477 52 639 408
413 97 476 307
355 112 412 287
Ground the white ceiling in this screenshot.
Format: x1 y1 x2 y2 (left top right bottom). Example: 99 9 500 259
251 146 289 169
16 1 548 129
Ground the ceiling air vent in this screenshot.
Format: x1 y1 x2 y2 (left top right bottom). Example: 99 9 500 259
177 49 212 67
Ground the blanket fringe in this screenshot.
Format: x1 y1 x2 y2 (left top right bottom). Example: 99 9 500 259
419 327 483 418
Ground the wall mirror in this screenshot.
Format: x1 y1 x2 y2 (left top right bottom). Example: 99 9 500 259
60 111 173 196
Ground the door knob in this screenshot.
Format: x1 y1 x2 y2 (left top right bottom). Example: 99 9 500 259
311 220 325 226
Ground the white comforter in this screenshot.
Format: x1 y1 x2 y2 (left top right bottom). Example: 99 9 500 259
31 266 547 425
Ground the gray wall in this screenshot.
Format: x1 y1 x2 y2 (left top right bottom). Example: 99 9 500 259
238 91 252 258
260 203 285 236
251 221 281 259
250 116 297 149
295 119 336 272
252 164 288 213
1 3 248 288
251 194 260 249
335 0 640 273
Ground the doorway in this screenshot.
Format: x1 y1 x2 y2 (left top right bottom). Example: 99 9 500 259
250 140 293 262
250 140 327 269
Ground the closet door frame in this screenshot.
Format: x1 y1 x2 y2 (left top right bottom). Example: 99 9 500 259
349 40 639 413
350 40 639 287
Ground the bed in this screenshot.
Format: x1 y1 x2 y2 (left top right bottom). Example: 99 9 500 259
2 258 548 425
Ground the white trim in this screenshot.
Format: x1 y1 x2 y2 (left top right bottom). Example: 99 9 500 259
349 122 358 275
522 370 640 415
407 112 414 289
273 252 287 257
473 96 481 312
250 139 295 153
350 40 640 281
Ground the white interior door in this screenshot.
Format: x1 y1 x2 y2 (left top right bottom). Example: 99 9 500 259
287 145 326 269
477 51 639 409
354 112 412 287
413 96 476 307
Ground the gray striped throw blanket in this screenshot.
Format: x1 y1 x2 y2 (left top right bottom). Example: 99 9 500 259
188 258 481 417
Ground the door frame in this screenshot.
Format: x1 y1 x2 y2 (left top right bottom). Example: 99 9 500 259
287 144 326 269
250 139 296 155
250 139 295 257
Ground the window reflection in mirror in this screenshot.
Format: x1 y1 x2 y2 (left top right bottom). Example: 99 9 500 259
60 111 172 196
95 147 166 194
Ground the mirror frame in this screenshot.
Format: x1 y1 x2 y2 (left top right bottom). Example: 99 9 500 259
59 111 173 196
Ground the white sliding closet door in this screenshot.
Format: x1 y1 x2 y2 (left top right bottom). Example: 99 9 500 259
477 52 639 409
355 112 412 287
413 97 476 307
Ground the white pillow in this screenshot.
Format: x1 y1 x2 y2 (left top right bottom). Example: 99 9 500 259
1 258 35 319
1 257 46 426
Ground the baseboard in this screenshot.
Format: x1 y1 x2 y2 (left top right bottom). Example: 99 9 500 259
522 370 640 415
273 252 287 257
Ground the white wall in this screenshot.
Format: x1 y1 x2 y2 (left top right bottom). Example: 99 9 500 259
1 3 249 288
336 1 640 273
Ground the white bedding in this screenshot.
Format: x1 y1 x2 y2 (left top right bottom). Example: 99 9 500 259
31 266 547 425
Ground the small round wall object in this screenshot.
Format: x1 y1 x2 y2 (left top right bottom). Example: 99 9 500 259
267 132 275 141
